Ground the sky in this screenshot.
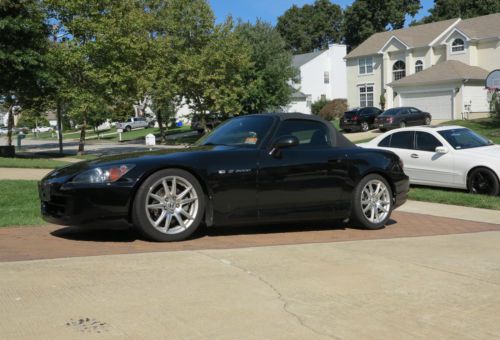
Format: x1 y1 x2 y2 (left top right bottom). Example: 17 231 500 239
209 0 435 25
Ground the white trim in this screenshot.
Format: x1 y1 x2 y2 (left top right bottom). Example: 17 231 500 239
429 18 461 46
378 36 410 54
450 37 466 54
442 27 471 44
393 86 455 94
358 56 374 75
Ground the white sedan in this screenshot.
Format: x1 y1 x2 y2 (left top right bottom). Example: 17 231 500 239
359 125 500 196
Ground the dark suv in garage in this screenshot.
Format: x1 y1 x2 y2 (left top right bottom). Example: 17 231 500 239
375 107 432 131
340 107 382 132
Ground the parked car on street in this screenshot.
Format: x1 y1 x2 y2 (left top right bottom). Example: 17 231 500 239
359 126 500 195
340 107 382 132
39 113 409 242
116 117 153 132
32 126 53 133
191 114 224 133
375 107 432 131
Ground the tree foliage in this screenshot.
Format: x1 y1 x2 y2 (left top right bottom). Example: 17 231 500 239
0 0 49 146
344 0 421 50
319 99 348 121
420 0 500 23
276 0 343 54
235 20 296 114
311 98 329 115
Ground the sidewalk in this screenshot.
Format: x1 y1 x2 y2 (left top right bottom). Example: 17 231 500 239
0 168 51 180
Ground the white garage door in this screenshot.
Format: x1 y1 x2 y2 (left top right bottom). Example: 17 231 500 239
400 91 452 120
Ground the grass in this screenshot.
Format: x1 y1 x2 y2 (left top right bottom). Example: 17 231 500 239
408 186 500 211
0 157 70 169
441 117 500 144
0 180 45 227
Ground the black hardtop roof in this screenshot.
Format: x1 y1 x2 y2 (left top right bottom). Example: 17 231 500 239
244 112 355 148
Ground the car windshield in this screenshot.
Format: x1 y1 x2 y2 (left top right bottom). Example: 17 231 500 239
380 108 401 116
196 115 274 148
438 128 493 150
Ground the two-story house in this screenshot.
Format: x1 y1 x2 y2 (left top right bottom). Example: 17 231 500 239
286 44 347 114
346 13 500 120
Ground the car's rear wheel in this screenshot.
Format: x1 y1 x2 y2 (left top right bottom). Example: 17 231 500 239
351 174 393 229
133 169 205 241
399 121 406 128
343 128 351 133
361 121 369 132
467 168 499 196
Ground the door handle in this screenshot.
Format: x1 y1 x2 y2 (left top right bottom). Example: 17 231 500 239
411 154 419 159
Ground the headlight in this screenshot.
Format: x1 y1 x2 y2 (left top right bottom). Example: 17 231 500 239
72 164 135 184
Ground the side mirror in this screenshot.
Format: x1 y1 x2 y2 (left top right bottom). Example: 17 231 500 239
269 135 299 157
435 146 448 154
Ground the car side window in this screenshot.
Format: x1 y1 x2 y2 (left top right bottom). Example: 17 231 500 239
415 132 442 152
389 131 414 149
378 135 391 147
274 119 330 148
410 108 419 113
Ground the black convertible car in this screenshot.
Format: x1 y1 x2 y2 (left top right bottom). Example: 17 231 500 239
39 113 409 242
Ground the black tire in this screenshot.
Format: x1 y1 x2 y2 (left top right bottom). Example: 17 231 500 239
125 125 132 132
399 121 406 128
467 167 500 196
132 169 206 241
350 174 393 230
379 128 386 132
361 121 369 132
343 129 351 133
424 117 431 125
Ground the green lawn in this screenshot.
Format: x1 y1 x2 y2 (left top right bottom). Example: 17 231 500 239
0 157 69 169
0 180 45 227
408 186 500 210
441 117 500 144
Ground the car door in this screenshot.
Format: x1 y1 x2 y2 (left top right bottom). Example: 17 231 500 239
379 131 416 179
258 119 349 223
410 131 455 186
409 108 425 125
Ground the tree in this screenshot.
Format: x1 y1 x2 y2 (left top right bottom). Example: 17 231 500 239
319 98 348 121
235 20 296 114
344 0 421 49
0 0 49 147
420 0 500 23
311 98 329 115
276 0 343 53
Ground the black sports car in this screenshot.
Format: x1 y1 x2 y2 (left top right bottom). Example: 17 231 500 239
39 113 409 242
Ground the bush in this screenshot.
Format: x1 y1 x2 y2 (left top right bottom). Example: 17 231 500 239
311 98 329 115
319 98 348 121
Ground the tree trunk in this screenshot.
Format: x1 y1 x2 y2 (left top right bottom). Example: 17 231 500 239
157 111 166 144
77 116 86 155
6 105 14 147
57 100 63 154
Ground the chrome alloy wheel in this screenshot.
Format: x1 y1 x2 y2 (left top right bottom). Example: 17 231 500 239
145 176 199 234
360 179 391 224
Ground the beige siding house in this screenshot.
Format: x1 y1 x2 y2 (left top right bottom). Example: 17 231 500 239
345 13 500 120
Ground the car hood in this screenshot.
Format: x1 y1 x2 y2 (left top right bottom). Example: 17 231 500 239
42 145 239 181
456 145 500 163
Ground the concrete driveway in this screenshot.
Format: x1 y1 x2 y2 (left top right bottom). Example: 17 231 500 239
1 209 500 339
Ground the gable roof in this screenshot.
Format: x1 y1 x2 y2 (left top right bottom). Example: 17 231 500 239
454 13 500 40
292 50 326 68
346 18 458 59
388 60 489 86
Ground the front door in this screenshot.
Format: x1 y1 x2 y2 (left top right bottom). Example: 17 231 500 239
257 119 349 223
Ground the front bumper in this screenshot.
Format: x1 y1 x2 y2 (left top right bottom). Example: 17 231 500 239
38 180 134 227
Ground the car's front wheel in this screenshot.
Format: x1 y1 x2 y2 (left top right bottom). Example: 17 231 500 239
424 117 431 125
133 169 205 241
467 167 500 196
351 174 393 229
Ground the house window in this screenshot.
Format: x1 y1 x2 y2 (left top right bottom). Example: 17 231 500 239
392 60 406 81
358 57 373 75
452 38 465 52
415 60 423 73
359 84 374 107
324 71 330 84
321 94 326 101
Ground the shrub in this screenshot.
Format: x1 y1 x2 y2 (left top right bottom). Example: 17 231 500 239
319 98 348 121
311 98 329 115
